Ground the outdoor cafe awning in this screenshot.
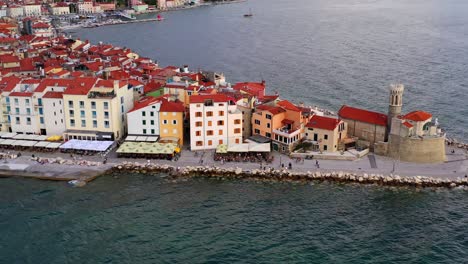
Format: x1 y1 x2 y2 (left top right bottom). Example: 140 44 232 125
34 141 51 148
125 135 159 142
117 142 177 155
45 142 62 149
227 143 250 153
248 143 270 152
217 143 271 153
1 133 17 139
59 139 113 152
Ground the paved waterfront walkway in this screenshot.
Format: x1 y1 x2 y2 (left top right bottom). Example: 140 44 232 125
0 146 466 182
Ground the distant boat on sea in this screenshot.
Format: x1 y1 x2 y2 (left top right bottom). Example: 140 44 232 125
157 14 164 21
244 8 253 17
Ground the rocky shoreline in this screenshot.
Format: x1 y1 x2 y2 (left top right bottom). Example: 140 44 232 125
108 162 468 189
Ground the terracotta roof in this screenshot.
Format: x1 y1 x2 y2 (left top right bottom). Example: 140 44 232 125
256 104 286 115
338 105 387 127
306 115 341 131
32 22 50 29
402 111 432 122
43 91 63 99
402 121 413 128
9 92 33 97
0 76 21 92
128 96 160 113
189 94 235 104
233 81 265 97
160 99 185 112
63 77 98 95
0 54 19 63
277 100 301 112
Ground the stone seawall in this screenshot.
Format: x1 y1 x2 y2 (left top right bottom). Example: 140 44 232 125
110 162 468 189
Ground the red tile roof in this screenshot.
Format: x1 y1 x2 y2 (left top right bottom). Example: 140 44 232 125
233 81 265 97
402 111 432 122
160 99 185 112
338 105 387 127
32 22 50 29
9 92 33 97
0 76 21 92
128 96 160 113
63 77 98 95
189 94 235 104
256 104 286 115
43 91 63 99
306 115 341 131
402 121 413 128
277 100 301 112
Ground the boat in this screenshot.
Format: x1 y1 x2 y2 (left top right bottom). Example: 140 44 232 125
157 14 164 21
244 8 253 17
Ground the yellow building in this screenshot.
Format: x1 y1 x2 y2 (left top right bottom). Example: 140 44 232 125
127 96 185 145
62 78 134 141
305 115 347 152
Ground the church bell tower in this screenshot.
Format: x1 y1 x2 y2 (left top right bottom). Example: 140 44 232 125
387 84 404 140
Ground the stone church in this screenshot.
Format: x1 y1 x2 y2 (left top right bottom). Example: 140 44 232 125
338 84 446 163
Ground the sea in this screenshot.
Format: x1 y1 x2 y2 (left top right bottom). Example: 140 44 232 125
1 0 468 263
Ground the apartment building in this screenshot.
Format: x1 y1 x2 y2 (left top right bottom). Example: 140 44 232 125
189 94 243 151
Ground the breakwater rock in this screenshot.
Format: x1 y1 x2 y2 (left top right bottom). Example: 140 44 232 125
110 162 468 189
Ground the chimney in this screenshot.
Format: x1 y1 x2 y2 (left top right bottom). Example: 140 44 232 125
261 80 265 86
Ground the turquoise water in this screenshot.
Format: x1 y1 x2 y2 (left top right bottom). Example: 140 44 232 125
73 0 468 141
1 175 467 263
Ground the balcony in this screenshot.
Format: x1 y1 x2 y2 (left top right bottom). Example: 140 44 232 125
273 126 301 138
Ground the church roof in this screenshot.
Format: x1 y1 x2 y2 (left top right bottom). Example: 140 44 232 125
402 111 432 122
338 105 387 127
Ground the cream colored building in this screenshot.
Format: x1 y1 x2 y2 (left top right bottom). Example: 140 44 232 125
189 94 243 151
63 78 134 141
7 6 24 18
305 115 347 152
23 4 41 16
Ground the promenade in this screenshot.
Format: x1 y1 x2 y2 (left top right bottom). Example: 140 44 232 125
1 145 466 184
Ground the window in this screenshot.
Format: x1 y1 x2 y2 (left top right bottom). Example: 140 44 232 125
219 130 223 135
14 98 19 105
120 96 124 104
150 111 154 117
15 117 20 125
235 138 240 144
103 102 109 110
81 120 86 127
92 111 97 119
173 129 177 134
219 140 223 145
195 112 202 117
207 130 214 136
37 98 42 106
266 132 271 138
206 111 213 117
80 110 85 118
15 108 19 114
196 141 203 146
208 121 212 126
234 119 241 125
143 129 147 134
142 111 146 117
324 145 328 151
40 117 44 124
266 114 272 120
254 129 260 134
219 111 224 116
151 129 155 134
93 120 97 128
26 108 31 115
104 121 110 128
217 120 224 126
91 101 96 109
196 131 201 136
208 140 212 146
68 100 73 108
267 123 271 128
234 128 241 134
172 120 177 125
25 99 30 106
104 111 109 119
324 134 328 140
163 120 168 124
69 110 74 117
255 119 261 125
70 119 75 127
142 120 146 125
79 101 85 109
38 108 43 115
195 121 202 127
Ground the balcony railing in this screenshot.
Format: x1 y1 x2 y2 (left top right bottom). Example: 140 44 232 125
273 126 301 138
88 91 116 99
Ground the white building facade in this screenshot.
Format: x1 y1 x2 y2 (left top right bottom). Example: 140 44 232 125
189 94 243 151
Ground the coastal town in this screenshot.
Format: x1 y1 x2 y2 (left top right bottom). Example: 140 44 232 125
0 9 467 187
